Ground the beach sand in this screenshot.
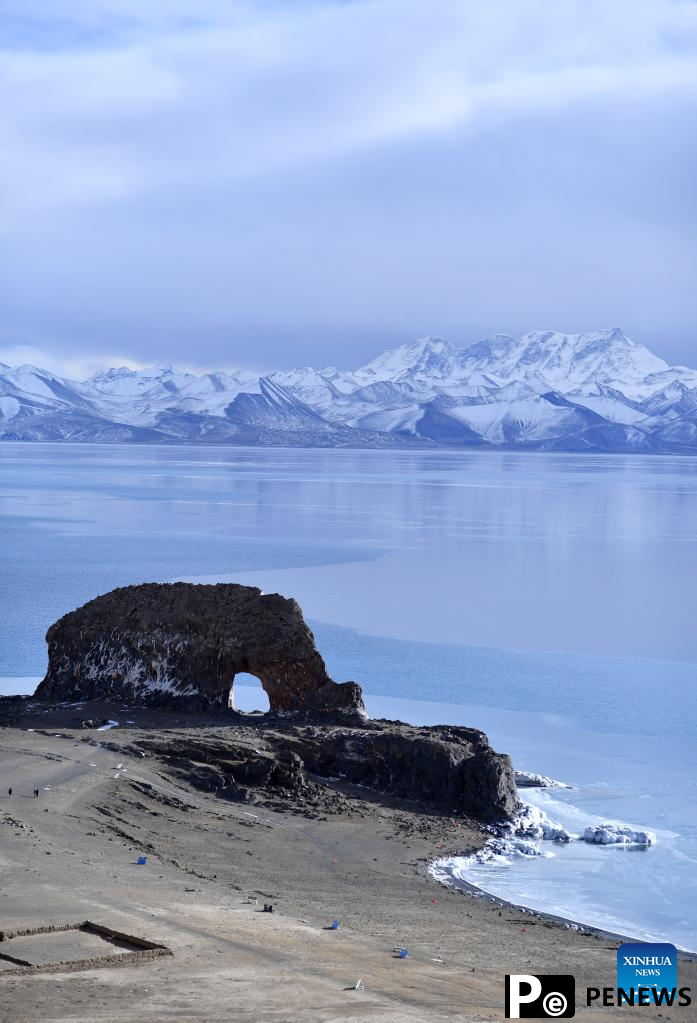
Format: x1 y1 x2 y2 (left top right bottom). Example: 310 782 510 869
1 700 694 1022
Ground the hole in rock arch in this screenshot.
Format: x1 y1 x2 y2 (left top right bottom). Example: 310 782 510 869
231 673 270 714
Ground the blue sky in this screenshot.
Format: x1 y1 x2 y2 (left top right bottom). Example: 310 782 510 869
0 0 695 377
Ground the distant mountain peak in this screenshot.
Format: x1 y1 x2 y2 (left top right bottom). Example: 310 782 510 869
353 335 458 385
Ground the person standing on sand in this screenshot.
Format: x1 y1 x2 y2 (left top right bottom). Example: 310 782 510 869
7 787 12 799
34 787 39 798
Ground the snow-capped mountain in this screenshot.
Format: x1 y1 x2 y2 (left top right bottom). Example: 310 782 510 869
2 329 697 452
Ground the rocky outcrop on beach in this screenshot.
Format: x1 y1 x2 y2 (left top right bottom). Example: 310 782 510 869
134 718 518 822
34 582 364 719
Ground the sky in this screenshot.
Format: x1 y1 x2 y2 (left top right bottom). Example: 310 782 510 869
0 0 696 377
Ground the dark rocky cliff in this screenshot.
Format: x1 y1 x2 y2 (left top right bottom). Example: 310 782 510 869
34 582 364 718
135 721 518 822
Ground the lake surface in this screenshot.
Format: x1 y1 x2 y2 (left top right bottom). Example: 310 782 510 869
1 443 696 948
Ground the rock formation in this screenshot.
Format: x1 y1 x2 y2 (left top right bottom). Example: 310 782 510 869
135 722 518 822
34 582 364 718
31 582 519 822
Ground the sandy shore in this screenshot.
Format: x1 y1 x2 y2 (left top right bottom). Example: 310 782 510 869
1 700 694 1022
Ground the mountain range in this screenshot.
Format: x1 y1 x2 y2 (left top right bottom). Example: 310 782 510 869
2 328 697 453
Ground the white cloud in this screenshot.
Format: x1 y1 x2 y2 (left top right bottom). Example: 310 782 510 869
0 0 695 369
0 343 150 379
0 338 264 379
3 0 696 216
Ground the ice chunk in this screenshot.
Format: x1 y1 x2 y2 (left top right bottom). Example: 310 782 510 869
583 824 656 846
514 771 571 789
505 803 575 843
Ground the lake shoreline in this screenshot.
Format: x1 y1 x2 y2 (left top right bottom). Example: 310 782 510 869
428 864 697 960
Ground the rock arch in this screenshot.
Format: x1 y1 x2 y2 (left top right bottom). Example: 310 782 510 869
34 582 364 718
230 672 271 713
